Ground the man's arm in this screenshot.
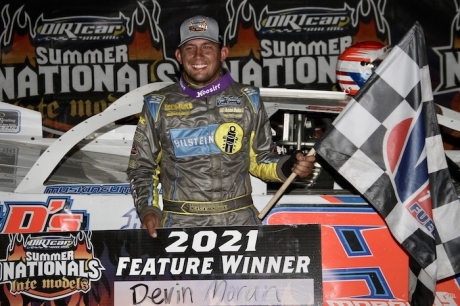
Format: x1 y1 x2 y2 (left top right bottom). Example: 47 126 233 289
126 101 163 238
246 87 315 181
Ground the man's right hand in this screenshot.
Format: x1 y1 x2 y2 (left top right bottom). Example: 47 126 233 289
142 212 161 238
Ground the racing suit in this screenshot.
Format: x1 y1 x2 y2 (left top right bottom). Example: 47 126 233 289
127 72 292 227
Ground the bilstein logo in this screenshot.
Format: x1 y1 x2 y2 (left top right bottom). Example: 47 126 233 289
35 16 128 42
0 232 104 300
260 6 353 34
215 123 244 154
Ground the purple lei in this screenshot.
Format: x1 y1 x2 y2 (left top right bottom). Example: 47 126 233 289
179 72 234 99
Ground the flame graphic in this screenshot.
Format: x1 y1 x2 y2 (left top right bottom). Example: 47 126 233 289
74 238 93 261
228 25 260 60
128 29 165 82
353 20 388 45
1 31 36 66
1 232 107 305
7 243 26 261
3 285 24 304
7 234 26 261
453 33 460 49
128 29 164 61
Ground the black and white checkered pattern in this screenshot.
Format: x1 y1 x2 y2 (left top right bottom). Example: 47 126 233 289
315 22 460 305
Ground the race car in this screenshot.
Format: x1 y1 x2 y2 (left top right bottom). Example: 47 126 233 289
1 82 460 304
0 82 361 199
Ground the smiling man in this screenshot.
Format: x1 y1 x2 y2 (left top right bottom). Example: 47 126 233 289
126 15 316 237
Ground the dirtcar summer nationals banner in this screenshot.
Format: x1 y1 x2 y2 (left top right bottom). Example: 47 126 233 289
0 0 459 148
0 225 322 306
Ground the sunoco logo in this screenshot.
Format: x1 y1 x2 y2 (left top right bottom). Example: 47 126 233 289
35 16 128 42
0 232 104 300
260 6 352 34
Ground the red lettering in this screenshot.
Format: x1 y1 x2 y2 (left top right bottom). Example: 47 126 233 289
48 214 83 232
48 199 66 213
3 205 48 233
3 198 85 233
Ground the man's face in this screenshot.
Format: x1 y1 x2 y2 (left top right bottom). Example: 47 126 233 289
175 39 229 86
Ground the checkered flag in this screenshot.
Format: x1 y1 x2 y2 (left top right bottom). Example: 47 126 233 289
315 22 460 305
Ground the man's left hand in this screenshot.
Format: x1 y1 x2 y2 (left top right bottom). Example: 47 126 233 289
292 151 316 178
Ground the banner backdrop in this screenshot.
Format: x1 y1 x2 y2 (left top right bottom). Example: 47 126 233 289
0 0 459 147
0 225 322 306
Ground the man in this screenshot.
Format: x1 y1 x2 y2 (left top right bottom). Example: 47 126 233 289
127 15 316 238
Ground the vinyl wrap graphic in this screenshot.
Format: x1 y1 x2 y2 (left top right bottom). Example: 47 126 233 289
265 203 460 305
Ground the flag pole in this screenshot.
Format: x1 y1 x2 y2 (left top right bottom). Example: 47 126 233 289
258 148 316 219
